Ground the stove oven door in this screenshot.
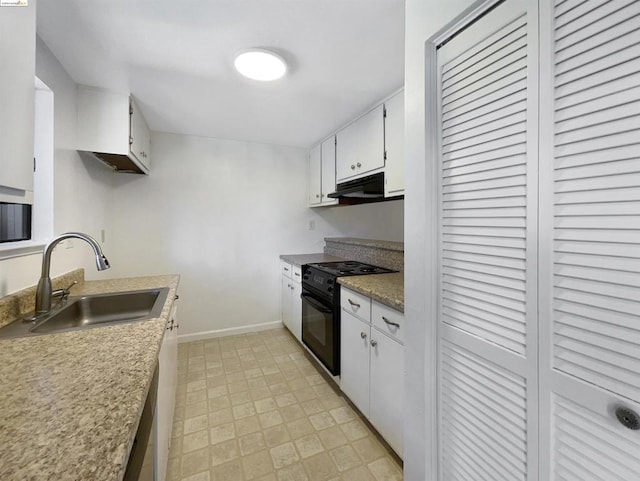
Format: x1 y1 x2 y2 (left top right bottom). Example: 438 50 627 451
301 290 339 375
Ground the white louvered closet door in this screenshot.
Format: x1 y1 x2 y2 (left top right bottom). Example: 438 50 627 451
436 1 539 479
538 0 640 479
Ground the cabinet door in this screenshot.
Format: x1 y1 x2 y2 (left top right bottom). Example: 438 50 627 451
384 91 404 197
281 275 293 333
336 105 385 182
0 2 35 193
290 280 302 342
340 311 370 416
129 98 151 171
308 144 322 205
336 120 360 182
156 302 178 481
436 2 537 480
539 2 640 479
358 104 385 175
320 136 338 205
370 329 404 457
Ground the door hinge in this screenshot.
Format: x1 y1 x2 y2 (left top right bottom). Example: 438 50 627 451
384 151 387 161
383 106 387 118
129 103 134 115
33 157 36 172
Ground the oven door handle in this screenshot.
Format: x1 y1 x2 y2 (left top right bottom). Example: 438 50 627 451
301 293 333 314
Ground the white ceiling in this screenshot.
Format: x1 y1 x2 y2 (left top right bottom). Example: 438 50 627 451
37 0 405 148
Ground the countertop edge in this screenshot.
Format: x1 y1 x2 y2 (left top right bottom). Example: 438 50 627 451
338 273 404 312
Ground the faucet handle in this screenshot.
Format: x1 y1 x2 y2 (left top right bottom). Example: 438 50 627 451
52 280 78 299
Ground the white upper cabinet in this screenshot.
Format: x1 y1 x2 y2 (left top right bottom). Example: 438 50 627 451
0 1 36 197
76 85 151 174
308 136 338 207
336 105 385 182
129 97 151 169
384 90 404 197
320 136 337 204
308 144 322 205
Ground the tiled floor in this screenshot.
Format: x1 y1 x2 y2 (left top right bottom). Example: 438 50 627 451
167 328 403 481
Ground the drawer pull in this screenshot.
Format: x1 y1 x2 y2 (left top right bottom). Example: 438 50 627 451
360 331 367 339
370 339 378 347
348 299 361 308
382 316 400 328
294 272 300 277
284 267 289 271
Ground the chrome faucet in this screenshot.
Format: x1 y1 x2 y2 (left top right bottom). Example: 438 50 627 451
33 232 110 317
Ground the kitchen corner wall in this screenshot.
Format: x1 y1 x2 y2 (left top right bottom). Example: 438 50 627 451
107 131 403 337
0 38 114 296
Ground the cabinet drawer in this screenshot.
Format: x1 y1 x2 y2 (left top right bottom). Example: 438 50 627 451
292 265 302 282
340 287 371 322
372 301 404 344
281 261 292 278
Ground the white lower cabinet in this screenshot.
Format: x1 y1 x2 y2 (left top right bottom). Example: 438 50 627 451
340 287 404 457
156 300 178 481
340 310 371 415
281 262 302 341
369 327 404 455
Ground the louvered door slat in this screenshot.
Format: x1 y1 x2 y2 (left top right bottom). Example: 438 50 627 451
555 0 639 46
555 275 640 301
556 312 640 345
555 85 640 123
555 70 640 107
552 395 640 480
554 0 587 18
441 342 528 481
556 12 640 63
444 272 526 301
556 23 640 75
443 90 527 131
442 14 527 80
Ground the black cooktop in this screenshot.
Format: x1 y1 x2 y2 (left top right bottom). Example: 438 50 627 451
309 261 396 277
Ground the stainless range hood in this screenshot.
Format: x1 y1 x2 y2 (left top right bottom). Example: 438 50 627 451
327 172 385 199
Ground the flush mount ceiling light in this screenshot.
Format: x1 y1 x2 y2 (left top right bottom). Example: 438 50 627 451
234 49 287 81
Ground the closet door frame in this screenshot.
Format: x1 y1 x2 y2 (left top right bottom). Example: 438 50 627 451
423 1 540 480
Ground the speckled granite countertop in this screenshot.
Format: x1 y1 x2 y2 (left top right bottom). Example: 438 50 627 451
279 253 345 267
338 272 404 312
0 274 180 481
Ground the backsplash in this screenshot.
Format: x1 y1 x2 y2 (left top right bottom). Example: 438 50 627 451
0 269 85 329
324 237 404 271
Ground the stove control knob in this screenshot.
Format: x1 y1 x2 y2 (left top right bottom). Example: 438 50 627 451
327 286 333 292
327 279 334 284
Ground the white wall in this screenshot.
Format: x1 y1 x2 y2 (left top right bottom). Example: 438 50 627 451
108 131 403 338
0 38 114 296
404 0 476 480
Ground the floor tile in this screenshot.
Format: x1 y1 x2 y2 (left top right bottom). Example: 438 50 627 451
210 439 239 466
367 458 403 481
239 431 267 456
270 442 300 469
242 450 274 480
294 434 324 459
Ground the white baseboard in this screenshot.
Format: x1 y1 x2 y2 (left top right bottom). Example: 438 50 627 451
177 320 284 343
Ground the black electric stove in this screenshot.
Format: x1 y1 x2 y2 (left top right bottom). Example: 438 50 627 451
301 261 396 375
